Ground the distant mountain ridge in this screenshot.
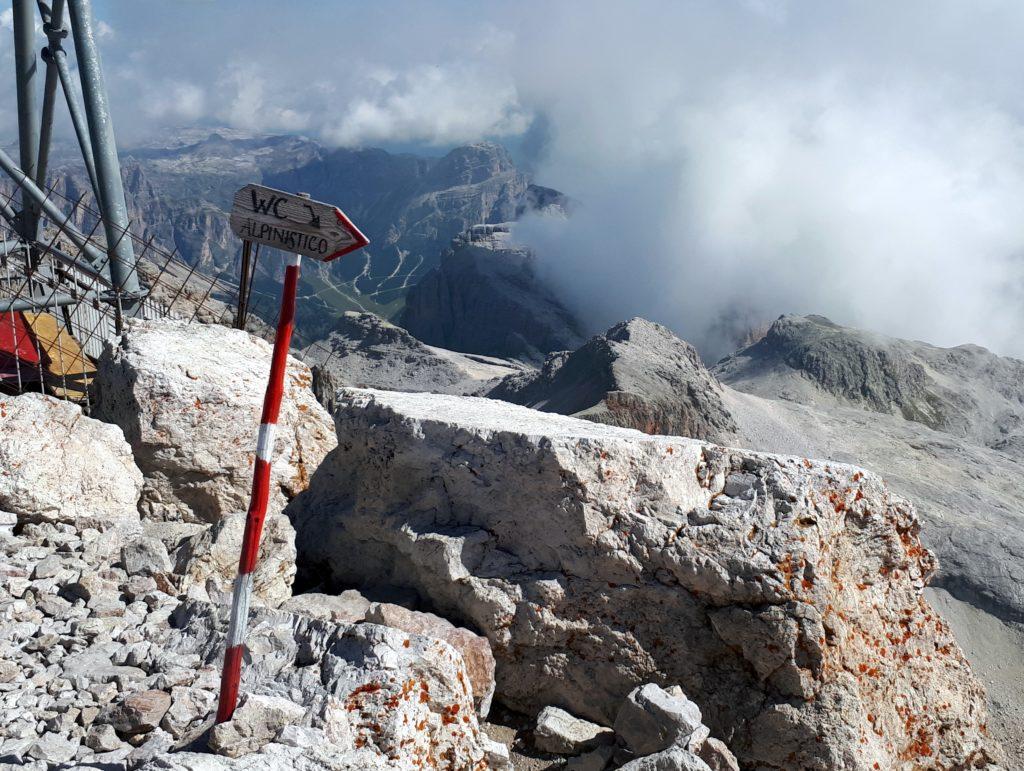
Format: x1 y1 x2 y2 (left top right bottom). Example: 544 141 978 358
25 130 564 343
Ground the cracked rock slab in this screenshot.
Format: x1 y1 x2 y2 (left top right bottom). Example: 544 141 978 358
291 387 1002 770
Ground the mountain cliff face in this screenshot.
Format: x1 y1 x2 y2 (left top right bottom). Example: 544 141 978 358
399 224 585 361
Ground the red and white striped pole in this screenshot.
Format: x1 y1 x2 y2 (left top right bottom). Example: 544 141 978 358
215 247 302 724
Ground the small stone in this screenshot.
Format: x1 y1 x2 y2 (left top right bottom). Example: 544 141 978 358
0 660 20 683
88 682 118 703
35 594 72 617
534 706 613 755
121 537 172 577
619 747 712 771
125 727 173 767
85 723 124 752
614 684 703 757
124 575 158 601
160 686 216 739
697 737 740 771
99 689 171 736
208 693 305 758
484 737 514 770
275 724 326 748
31 555 64 580
27 732 78 763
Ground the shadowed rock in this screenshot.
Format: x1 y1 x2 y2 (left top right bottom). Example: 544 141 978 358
400 225 585 362
303 311 526 412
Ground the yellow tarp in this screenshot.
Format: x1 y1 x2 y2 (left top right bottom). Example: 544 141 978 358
22 312 95 400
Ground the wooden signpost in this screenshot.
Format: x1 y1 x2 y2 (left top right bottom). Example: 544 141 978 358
229 184 368 261
216 185 368 725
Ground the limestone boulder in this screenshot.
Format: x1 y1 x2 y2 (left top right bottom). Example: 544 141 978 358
364 601 496 717
534 705 613 755
290 388 1002 770
179 512 296 607
94 319 336 523
0 392 142 530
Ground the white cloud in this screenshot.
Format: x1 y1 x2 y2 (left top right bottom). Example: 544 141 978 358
215 64 311 133
325 63 530 146
140 80 206 122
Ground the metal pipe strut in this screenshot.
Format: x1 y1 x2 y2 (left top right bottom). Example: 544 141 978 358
50 45 102 204
0 148 110 274
36 0 68 192
0 291 98 313
67 0 140 311
13 0 41 242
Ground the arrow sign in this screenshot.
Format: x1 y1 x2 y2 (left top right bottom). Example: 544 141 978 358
229 184 369 261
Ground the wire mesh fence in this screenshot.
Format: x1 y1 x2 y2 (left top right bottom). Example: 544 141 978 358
0 180 352 413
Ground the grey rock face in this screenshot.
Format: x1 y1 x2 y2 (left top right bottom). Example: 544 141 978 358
490 317 736 441
534 706 613 755
400 224 586 362
614 684 703 757
94 319 336 524
291 387 1000 769
303 311 525 411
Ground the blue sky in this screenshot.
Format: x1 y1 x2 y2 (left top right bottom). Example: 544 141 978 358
4 0 1024 355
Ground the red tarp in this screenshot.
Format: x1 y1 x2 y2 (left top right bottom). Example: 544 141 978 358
0 311 42 383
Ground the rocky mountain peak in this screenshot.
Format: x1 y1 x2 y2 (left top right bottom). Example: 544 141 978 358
427 141 517 187
489 316 737 441
715 313 1024 450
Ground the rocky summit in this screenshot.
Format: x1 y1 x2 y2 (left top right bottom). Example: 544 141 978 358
290 387 1000 769
0 317 1013 770
488 318 736 441
301 311 525 412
